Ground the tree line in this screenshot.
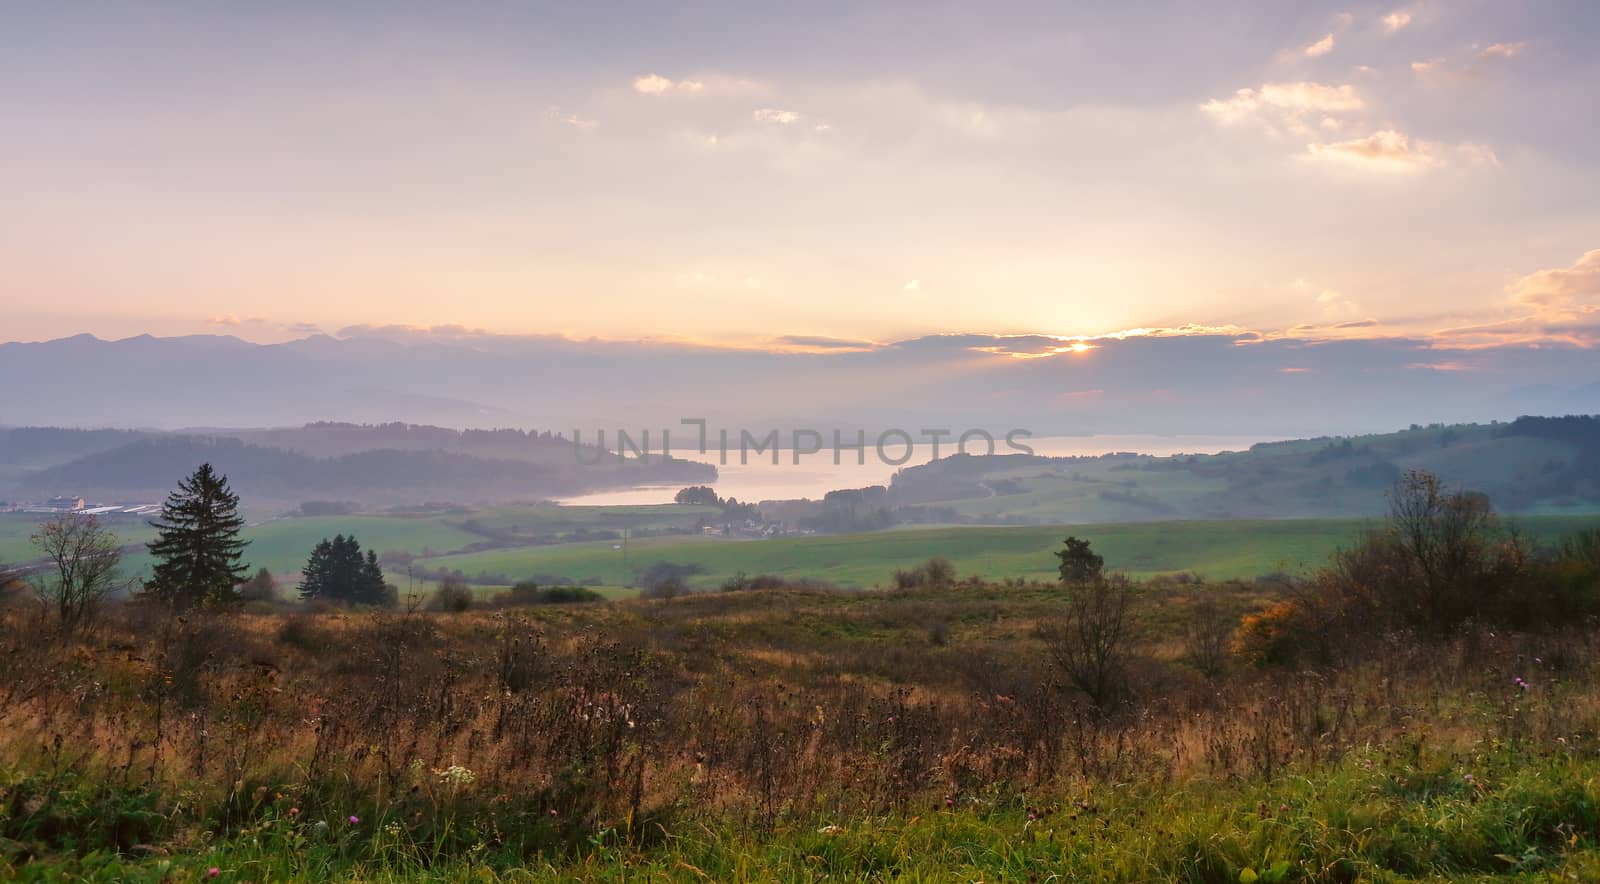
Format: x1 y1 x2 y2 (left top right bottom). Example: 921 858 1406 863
14 462 412 631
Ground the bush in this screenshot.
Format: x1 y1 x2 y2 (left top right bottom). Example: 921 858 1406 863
892 557 958 590
1055 536 1104 582
275 613 332 652
721 573 840 593
0 575 27 610
1238 470 1598 668
1037 574 1140 709
428 578 474 613
1181 599 1234 678
640 578 686 600
237 567 278 603
637 561 704 597
495 582 605 606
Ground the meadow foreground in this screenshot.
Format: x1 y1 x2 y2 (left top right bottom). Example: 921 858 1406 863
5 556 1600 880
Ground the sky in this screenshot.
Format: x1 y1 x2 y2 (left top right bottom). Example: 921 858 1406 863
2 1 1599 354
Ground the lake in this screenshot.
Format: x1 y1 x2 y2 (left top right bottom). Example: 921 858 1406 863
557 433 1283 506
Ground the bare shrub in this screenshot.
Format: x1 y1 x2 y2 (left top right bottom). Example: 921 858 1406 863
428 577 474 612
892 557 957 590
1037 575 1139 709
1181 599 1234 678
1364 470 1506 631
638 562 704 598
30 513 127 632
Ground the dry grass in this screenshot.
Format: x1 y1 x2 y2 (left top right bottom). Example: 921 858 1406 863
4 578 1600 876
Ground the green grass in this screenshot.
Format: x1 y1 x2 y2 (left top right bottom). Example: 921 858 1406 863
0 513 478 581
13 747 1600 881
459 503 720 534
10 509 1597 594
411 515 1600 588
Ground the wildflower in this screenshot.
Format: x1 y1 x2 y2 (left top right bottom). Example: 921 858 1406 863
549 808 559 817
288 807 300 817
436 764 476 787
207 868 220 878
348 815 360 825
1464 774 1474 782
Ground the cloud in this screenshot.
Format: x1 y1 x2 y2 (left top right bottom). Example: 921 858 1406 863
1305 129 1439 172
752 108 802 125
632 74 705 96
1202 82 1364 125
771 334 878 351
205 314 268 328
545 107 598 130
1509 249 1600 309
1435 250 1600 347
1303 34 1335 58
1455 143 1501 168
1480 41 1528 59
335 323 496 342
1411 59 1443 73
1201 82 1365 139
1382 11 1413 34
902 279 922 293
1315 288 1362 316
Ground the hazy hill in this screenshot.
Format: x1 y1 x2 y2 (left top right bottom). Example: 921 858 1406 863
228 422 586 463
798 416 1600 526
1 423 713 509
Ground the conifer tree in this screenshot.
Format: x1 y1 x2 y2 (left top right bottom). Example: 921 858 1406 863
299 534 393 606
145 463 250 607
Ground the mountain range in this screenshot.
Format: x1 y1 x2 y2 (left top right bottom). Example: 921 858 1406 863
2 329 1598 436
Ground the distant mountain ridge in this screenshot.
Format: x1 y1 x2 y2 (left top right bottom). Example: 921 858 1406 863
0 423 714 508
3 331 1599 436
781 416 1600 526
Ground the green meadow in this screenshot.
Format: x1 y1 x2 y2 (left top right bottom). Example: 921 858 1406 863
8 509 1598 592
414 514 1600 588
0 512 477 581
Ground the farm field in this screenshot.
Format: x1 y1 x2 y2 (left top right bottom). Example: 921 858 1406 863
15 502 1600 592
414 514 1600 588
10 509 1600 592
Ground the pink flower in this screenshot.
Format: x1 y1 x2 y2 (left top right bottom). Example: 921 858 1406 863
207 869 220 879
348 815 360 825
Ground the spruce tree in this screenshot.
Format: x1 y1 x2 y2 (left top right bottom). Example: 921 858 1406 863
299 534 393 606
145 463 251 607
299 537 338 601
356 549 392 606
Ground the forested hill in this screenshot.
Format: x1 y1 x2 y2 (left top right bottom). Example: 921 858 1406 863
0 423 713 508
811 416 1600 526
